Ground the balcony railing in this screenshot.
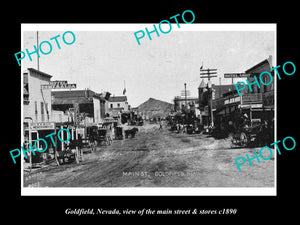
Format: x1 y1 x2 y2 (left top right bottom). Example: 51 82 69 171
211 92 263 110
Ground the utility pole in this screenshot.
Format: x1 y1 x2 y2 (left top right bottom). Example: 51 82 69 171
200 67 217 127
184 83 187 124
200 68 217 81
219 77 222 98
184 83 187 108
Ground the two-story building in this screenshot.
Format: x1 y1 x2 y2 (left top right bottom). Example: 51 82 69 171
51 89 107 126
107 96 129 118
244 55 274 111
23 68 52 124
198 79 235 126
211 56 274 134
23 68 58 164
173 96 199 111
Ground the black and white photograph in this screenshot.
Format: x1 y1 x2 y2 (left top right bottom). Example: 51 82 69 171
20 24 276 195
4 2 300 221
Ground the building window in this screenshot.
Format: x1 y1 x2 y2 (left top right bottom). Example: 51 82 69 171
262 73 272 92
45 103 49 121
23 73 29 104
41 102 44 121
34 101 38 121
110 103 113 108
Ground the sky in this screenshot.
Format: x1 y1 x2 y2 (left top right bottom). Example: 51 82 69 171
22 25 275 107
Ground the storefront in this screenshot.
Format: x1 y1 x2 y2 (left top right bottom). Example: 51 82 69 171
23 121 82 166
212 92 267 133
23 122 57 165
213 96 241 133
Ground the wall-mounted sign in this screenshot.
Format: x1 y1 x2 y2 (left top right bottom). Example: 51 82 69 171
224 96 240 105
30 122 55 130
239 104 263 109
41 80 76 89
241 93 262 104
224 73 259 78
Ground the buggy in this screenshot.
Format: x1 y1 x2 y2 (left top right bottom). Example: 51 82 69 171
97 128 113 146
55 139 83 165
115 126 123 140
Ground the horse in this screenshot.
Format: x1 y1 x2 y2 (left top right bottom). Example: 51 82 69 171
124 128 139 139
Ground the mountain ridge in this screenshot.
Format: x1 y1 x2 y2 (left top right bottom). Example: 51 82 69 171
137 97 174 118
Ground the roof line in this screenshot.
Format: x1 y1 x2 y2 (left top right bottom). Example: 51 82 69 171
245 59 270 73
27 68 53 78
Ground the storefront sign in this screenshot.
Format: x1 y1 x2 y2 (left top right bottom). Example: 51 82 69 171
30 122 55 130
224 73 256 78
41 80 76 89
41 84 76 89
241 93 262 104
239 104 263 109
224 96 240 105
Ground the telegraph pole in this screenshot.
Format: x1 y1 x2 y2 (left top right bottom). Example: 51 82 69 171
200 67 217 127
184 83 187 108
184 83 187 124
200 68 217 81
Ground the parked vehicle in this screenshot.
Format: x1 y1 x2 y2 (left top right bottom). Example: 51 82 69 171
55 139 83 165
115 127 123 140
229 123 272 147
97 128 112 146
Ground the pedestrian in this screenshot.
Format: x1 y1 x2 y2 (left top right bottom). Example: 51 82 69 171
122 122 130 139
89 134 97 152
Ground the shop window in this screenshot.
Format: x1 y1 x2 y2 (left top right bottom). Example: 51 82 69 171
41 102 44 121
34 101 38 121
45 103 49 121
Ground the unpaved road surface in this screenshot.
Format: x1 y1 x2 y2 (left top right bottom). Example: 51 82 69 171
24 123 274 187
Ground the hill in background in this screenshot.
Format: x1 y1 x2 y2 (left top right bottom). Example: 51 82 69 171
137 97 174 119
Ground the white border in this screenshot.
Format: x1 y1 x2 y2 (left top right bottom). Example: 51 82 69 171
21 23 276 31
21 23 277 196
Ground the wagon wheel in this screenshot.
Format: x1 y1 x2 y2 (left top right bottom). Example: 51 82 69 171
80 148 83 162
228 132 235 148
240 132 248 147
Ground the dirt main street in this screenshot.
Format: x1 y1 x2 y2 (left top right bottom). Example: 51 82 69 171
24 123 274 187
